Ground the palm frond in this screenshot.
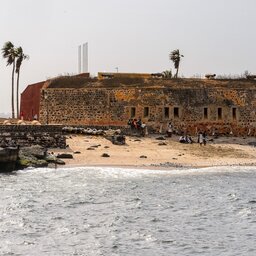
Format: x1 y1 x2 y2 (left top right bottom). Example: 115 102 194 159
1 41 14 58
15 46 29 73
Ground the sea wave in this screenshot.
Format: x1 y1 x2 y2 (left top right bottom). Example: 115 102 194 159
16 165 256 178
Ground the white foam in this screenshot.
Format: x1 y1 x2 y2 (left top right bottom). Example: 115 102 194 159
55 165 256 178
16 165 256 178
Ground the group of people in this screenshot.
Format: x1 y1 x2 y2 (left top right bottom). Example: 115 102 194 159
127 118 147 136
167 121 207 146
179 135 193 144
128 118 208 145
178 131 207 145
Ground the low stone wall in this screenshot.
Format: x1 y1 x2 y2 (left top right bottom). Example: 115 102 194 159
0 125 66 149
0 125 64 133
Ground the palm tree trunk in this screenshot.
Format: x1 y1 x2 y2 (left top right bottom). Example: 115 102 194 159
16 70 20 118
11 61 15 118
175 63 180 78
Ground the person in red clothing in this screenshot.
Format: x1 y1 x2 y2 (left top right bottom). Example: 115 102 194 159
20 111 24 120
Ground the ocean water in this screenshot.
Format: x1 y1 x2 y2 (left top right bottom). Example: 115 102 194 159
0 166 256 256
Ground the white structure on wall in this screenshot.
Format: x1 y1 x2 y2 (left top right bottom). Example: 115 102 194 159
78 42 88 73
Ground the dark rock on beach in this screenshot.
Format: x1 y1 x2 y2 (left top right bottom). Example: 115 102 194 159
110 135 126 145
91 144 101 148
57 153 73 159
248 142 256 147
101 153 110 157
158 142 167 146
56 159 66 165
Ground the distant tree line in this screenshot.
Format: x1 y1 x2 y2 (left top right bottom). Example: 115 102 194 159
1 41 29 118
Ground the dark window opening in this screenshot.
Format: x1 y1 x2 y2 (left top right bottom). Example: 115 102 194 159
217 108 222 120
204 108 208 119
164 107 169 119
144 107 149 118
174 107 179 118
232 108 237 120
131 107 136 118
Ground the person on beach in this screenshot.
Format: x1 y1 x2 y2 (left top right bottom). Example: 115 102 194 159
198 131 204 146
132 119 138 129
136 118 142 130
140 122 147 137
20 111 24 120
128 119 136 131
167 121 173 137
127 119 132 127
202 131 207 146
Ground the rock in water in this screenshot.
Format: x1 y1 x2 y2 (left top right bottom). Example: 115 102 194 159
0 147 19 172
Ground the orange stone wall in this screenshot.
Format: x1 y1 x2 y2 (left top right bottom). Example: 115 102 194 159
39 79 256 136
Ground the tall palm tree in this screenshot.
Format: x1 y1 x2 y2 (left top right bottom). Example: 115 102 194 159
15 47 29 118
1 41 17 118
169 49 184 78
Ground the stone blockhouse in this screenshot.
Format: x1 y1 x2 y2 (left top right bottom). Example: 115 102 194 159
38 76 256 136
20 73 90 121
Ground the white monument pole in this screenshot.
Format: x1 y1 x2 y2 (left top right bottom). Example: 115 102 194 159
83 42 88 73
78 45 81 74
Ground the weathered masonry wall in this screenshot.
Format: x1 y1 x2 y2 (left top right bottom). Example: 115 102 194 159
39 81 256 136
0 125 66 148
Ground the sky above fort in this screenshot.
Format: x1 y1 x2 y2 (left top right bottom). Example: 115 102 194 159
0 0 256 114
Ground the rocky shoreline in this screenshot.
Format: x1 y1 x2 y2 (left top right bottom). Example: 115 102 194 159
0 125 67 172
0 125 125 172
0 144 69 172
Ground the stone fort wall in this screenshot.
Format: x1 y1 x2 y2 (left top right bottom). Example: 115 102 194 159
39 79 256 136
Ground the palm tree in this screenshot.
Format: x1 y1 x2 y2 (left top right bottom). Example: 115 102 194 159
15 47 29 118
169 49 184 78
1 41 17 118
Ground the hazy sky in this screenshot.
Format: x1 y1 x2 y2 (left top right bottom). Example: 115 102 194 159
1 0 255 114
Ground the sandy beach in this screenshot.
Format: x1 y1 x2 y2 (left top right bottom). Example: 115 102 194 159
51 134 256 169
